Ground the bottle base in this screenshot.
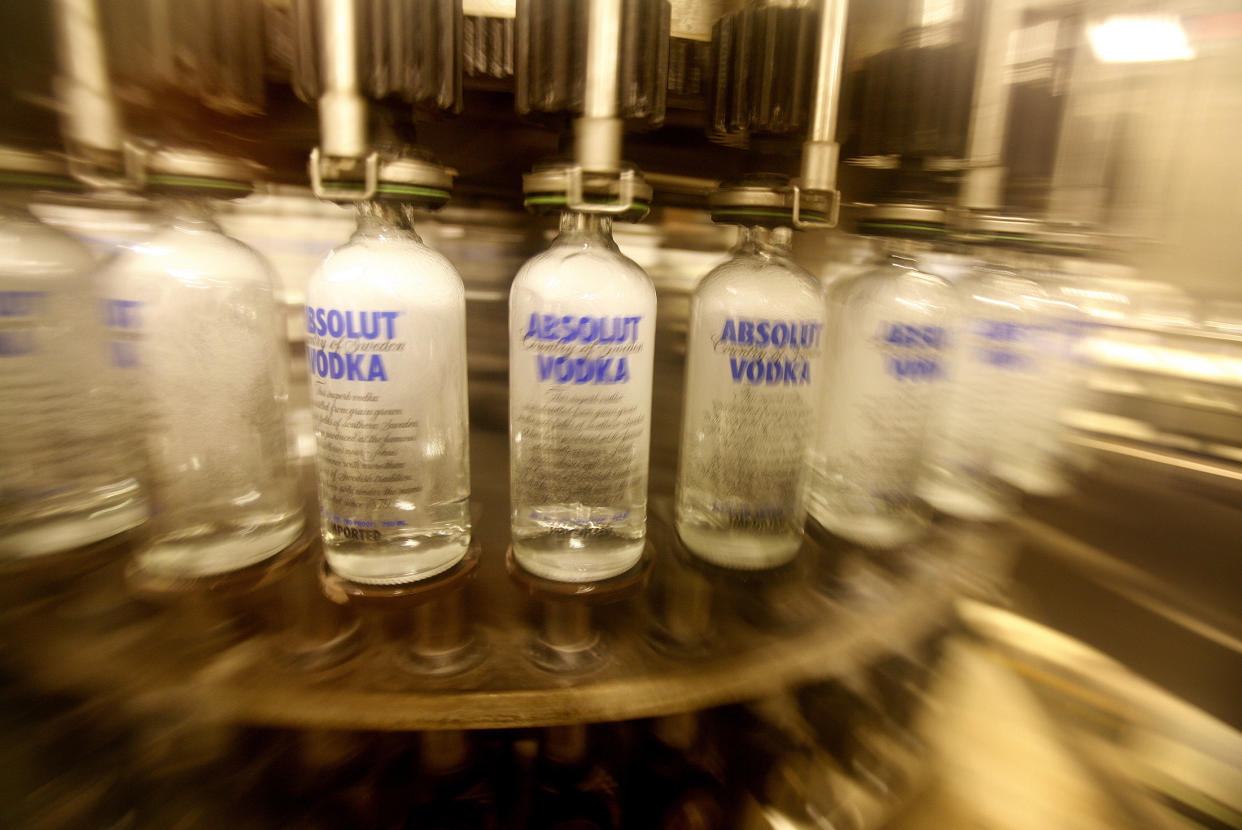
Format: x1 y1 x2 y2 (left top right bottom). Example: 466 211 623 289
676 524 800 570
994 461 1067 498
1 500 149 559
136 515 304 578
512 532 645 583
810 508 925 550
918 479 1011 522
324 537 469 585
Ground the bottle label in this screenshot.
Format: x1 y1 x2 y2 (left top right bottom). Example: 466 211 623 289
305 302 468 534
4 284 133 510
820 318 945 502
681 314 823 524
931 316 1038 475
101 298 143 368
0 290 49 356
511 308 654 519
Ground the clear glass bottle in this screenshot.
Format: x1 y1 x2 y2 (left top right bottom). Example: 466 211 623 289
306 202 471 584
918 259 1047 520
675 224 825 569
810 246 952 549
100 196 303 577
509 211 657 582
0 202 148 557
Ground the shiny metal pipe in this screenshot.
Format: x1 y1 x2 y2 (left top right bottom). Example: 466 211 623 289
317 0 368 159
801 0 849 193
960 0 1020 210
575 0 623 173
52 0 123 157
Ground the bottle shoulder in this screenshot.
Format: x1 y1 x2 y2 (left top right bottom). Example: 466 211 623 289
0 214 94 277
830 263 953 313
956 269 1050 304
310 234 465 299
511 240 655 303
693 253 823 314
105 223 275 285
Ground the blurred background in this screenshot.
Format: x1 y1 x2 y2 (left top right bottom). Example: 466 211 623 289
1 0 1241 828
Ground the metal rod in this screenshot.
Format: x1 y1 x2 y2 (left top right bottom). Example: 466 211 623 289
583 0 621 120
800 0 849 193
574 0 624 173
959 0 1020 210
541 600 596 651
808 0 847 145
317 0 368 159
411 591 468 657
52 0 123 158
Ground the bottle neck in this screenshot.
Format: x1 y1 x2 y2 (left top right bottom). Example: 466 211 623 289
354 200 422 242
555 210 615 246
733 224 793 257
160 197 222 232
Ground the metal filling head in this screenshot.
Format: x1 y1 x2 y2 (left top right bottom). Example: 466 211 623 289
0 147 79 193
952 212 1043 249
140 146 261 200
522 159 652 222
707 173 831 228
317 147 455 209
855 201 948 240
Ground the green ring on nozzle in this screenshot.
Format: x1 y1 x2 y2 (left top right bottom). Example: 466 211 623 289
855 220 947 239
0 170 80 192
707 173 829 229
319 180 452 209
144 173 255 198
709 206 828 226
523 193 651 222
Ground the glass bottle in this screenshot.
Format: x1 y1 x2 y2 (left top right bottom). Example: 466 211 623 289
0 202 148 557
306 202 470 584
509 211 657 582
991 244 1101 497
675 224 825 569
99 197 303 577
918 259 1046 520
810 245 952 549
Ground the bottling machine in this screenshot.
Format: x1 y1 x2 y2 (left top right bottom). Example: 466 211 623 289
2 1 1241 828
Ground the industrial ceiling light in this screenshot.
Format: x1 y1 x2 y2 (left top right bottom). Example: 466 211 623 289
1088 15 1195 63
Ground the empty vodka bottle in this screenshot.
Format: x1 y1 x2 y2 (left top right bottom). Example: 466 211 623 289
676 222 824 569
810 243 952 549
919 252 1048 521
99 151 303 577
509 210 657 582
306 201 470 584
0 170 148 558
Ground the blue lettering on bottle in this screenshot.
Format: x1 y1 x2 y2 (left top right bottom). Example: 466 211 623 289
304 306 401 382
102 298 144 367
536 354 631 384
883 323 946 349
0 330 35 356
728 356 811 385
880 322 945 380
305 307 400 340
717 318 822 349
305 347 389 382
524 314 642 344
